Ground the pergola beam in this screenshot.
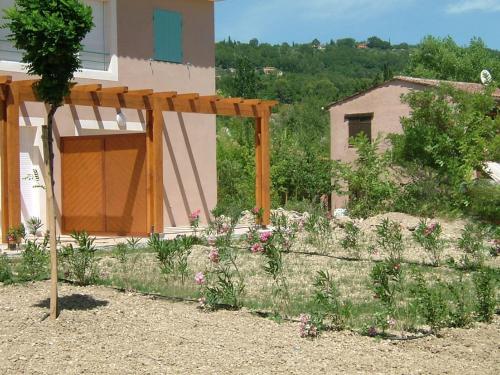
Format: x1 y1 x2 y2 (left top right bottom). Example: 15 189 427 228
0 78 277 240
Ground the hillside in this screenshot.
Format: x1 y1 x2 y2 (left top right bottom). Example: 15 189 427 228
216 37 412 104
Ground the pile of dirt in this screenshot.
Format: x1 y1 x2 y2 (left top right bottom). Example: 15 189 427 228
1 281 498 374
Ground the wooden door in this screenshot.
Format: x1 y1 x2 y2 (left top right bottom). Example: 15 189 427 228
61 134 148 236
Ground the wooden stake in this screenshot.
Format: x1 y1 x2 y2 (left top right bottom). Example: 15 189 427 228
43 107 59 320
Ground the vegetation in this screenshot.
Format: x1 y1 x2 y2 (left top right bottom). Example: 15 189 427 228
216 35 499 220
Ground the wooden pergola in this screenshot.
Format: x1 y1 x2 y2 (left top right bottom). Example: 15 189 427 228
0 75 277 242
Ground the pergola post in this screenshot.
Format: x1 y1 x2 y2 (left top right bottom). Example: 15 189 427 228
5 84 21 234
147 98 164 234
255 113 271 226
0 96 8 242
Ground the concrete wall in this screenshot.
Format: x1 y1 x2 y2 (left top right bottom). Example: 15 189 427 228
0 0 216 237
329 80 424 208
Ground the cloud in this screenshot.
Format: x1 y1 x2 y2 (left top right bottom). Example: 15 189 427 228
446 0 500 13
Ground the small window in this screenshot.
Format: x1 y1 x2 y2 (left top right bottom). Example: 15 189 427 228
153 9 183 63
346 113 373 146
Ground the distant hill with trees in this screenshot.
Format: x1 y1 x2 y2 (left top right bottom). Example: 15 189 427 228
216 36 411 104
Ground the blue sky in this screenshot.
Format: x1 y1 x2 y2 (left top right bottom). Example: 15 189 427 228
215 0 500 49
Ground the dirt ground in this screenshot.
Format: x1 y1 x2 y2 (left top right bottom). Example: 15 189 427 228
1 281 499 375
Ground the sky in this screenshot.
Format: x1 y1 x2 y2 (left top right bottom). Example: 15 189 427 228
215 0 500 50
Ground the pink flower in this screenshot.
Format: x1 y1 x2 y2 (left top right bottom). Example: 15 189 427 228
198 297 206 308
189 209 201 221
251 243 264 253
260 231 272 243
252 207 262 216
220 222 230 234
299 314 318 338
207 236 217 246
195 272 206 285
208 248 220 264
424 223 437 236
387 317 397 328
300 314 310 324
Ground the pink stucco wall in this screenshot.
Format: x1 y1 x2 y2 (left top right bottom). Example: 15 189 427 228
0 0 217 235
329 80 425 208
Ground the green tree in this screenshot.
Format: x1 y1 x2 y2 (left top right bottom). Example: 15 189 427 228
390 84 500 209
367 36 391 49
230 57 259 98
407 36 500 82
5 0 93 319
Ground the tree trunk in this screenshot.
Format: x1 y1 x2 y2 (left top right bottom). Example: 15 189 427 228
42 105 59 320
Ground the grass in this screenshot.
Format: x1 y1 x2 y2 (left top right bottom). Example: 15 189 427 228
89 225 498 334
2 218 498 336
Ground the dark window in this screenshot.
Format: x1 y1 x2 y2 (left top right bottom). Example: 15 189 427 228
346 114 373 146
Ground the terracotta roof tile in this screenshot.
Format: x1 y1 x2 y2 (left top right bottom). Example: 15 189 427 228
327 76 500 108
393 76 500 97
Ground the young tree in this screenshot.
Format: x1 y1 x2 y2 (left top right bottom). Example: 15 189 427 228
5 0 93 319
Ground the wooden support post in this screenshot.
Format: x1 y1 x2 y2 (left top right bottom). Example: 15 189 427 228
255 115 271 226
6 85 21 233
255 117 263 224
146 109 154 233
0 98 7 242
151 99 164 233
260 114 271 226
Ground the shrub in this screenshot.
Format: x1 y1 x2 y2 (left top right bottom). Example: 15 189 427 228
473 268 496 323
271 211 298 253
370 260 403 314
17 240 49 281
197 222 244 310
340 222 363 259
410 273 448 334
26 217 43 237
0 255 13 283
332 134 397 218
446 276 474 328
309 270 352 331
60 232 98 286
375 218 404 263
304 211 334 253
249 230 289 315
467 180 500 223
457 223 488 270
150 234 196 284
413 219 445 266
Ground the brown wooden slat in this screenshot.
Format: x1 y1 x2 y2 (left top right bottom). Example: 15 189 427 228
104 134 148 235
72 84 102 92
61 137 106 233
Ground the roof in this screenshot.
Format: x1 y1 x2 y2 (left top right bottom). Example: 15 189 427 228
327 75 500 109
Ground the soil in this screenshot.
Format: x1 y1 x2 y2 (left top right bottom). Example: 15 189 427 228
1 281 499 375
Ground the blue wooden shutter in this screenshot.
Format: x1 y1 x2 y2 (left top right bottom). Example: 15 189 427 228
154 9 183 63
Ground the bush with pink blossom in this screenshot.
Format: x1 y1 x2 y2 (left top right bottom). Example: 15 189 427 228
413 219 445 266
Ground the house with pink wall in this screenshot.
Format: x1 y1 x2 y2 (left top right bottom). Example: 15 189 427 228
328 76 500 209
0 0 218 238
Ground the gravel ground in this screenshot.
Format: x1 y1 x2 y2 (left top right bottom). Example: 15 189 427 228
1 281 499 375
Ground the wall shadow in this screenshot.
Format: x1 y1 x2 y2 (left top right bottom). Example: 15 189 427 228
177 113 211 223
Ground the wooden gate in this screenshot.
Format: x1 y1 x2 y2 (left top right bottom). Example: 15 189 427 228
61 133 148 236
